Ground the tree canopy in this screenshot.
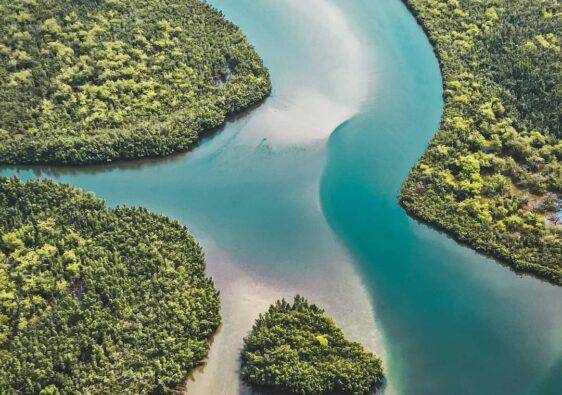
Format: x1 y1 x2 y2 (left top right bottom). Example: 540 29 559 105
0 0 271 164
0 177 220 393
401 0 561 284
241 296 384 394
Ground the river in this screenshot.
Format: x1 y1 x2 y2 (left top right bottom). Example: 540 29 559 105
1 1 561 394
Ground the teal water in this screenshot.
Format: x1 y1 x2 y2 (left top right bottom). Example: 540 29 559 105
2 1 561 394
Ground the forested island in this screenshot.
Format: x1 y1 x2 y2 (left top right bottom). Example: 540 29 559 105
0 0 270 165
0 178 220 393
241 296 384 394
400 0 561 284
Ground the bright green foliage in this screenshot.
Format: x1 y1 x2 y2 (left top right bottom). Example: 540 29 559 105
0 0 270 164
0 177 220 394
241 296 384 394
400 0 561 284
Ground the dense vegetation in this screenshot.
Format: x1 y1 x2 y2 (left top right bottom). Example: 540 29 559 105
0 177 220 393
0 0 270 165
241 296 384 394
400 0 561 284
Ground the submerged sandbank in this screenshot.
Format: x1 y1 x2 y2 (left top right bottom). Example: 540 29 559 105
186 237 390 394
183 0 389 393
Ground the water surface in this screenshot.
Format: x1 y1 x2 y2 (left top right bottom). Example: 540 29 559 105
2 1 561 394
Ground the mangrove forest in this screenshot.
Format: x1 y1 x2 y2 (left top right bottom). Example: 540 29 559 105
401 0 561 284
0 0 270 165
0 177 220 393
241 296 384 394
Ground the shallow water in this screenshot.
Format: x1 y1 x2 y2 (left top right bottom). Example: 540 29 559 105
2 1 561 394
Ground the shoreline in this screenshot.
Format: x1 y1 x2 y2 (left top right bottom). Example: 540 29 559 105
400 197 561 285
184 236 391 394
397 0 561 286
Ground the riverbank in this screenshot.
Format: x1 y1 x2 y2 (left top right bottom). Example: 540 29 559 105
0 0 271 166
399 0 561 284
185 238 389 394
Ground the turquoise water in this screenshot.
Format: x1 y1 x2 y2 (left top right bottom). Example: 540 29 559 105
2 1 561 394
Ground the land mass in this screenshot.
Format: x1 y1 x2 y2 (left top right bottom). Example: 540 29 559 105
0 1 275 392
0 177 220 393
0 0 271 165
241 296 384 394
400 0 561 284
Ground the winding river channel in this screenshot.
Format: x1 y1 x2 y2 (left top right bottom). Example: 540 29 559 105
2 1 561 394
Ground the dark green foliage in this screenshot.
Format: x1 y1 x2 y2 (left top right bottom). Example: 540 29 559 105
0 0 271 165
0 177 220 394
400 0 561 284
241 296 384 394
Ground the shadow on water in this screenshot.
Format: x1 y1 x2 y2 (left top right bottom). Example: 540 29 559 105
0 98 270 178
239 377 388 395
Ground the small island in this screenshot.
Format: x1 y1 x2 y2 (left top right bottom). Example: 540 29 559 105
401 0 561 284
0 178 220 393
241 296 384 394
0 0 270 165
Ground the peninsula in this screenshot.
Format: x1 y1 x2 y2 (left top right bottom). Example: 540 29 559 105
401 0 561 284
0 0 270 164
